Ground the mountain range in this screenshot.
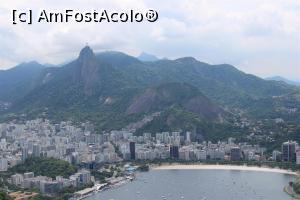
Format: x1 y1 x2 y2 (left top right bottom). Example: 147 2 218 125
0 46 299 140
266 76 300 87
137 52 159 62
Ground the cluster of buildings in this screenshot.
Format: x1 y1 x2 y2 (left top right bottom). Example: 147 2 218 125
0 119 121 172
116 132 266 162
0 119 271 171
1 118 300 195
9 170 91 194
272 141 300 164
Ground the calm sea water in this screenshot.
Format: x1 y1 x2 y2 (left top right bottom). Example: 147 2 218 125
87 169 295 200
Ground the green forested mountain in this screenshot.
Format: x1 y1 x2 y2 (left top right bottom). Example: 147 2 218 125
266 76 300 87
0 61 44 102
93 50 297 108
0 46 299 135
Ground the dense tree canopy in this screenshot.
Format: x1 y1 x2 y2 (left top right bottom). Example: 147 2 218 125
9 157 76 178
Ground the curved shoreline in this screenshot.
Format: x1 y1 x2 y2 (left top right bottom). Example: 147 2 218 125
152 164 297 175
284 185 300 199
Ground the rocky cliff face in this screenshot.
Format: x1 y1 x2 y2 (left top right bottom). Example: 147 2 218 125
78 46 101 95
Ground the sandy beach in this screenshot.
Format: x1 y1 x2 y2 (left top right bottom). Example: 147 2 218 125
152 164 297 175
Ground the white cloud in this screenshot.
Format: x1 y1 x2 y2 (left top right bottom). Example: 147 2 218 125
0 0 299 81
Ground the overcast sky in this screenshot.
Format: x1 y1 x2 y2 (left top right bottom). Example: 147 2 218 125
0 0 299 81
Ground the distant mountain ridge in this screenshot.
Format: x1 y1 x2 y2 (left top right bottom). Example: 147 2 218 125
137 52 159 62
0 61 45 102
0 46 299 136
266 76 300 87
